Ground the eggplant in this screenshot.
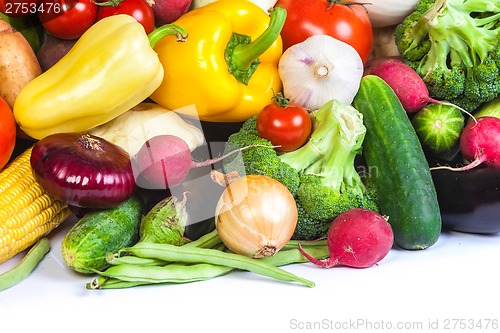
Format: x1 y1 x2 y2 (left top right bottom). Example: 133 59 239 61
430 154 500 234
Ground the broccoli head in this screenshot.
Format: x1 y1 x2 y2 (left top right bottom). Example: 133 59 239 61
297 174 360 220
223 99 379 241
296 173 379 222
292 199 330 241
292 175 380 241
395 0 500 112
281 99 376 221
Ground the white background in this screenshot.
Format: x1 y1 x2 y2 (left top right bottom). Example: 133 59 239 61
1 218 499 333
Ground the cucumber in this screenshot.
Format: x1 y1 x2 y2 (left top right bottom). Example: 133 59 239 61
411 104 464 158
61 195 145 274
352 75 441 250
472 95 500 120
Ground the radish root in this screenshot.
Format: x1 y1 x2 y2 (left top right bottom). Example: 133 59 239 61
433 99 477 125
430 148 485 172
192 144 281 168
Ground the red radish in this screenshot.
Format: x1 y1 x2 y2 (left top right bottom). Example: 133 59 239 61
299 208 394 268
431 116 500 172
132 134 265 190
368 57 469 115
151 0 192 26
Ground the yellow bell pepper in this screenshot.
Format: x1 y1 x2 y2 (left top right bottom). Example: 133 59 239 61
13 15 187 140
150 0 286 122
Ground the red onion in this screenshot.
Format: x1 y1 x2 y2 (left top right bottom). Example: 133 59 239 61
30 133 136 209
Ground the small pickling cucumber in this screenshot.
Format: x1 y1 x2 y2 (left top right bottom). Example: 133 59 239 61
411 103 465 158
352 75 442 250
61 195 145 274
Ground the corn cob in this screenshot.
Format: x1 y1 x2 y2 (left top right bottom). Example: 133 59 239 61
0 147 72 264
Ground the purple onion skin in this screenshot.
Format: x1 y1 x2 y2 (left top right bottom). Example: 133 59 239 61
30 133 137 209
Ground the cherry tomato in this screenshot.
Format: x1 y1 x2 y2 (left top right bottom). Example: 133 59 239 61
275 0 373 64
96 0 155 34
0 97 17 170
0 0 41 17
257 95 312 152
39 0 97 40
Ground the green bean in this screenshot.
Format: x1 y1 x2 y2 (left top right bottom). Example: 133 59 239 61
121 242 315 287
105 228 223 267
106 254 168 266
93 262 234 285
89 244 329 290
87 277 152 290
281 239 328 251
182 228 221 249
262 246 329 266
91 246 328 290
0 238 50 292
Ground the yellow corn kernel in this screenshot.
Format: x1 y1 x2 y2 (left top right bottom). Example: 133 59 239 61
0 147 72 264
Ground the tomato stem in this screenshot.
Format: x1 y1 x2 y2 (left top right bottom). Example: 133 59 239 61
93 0 125 7
272 92 291 108
326 0 370 12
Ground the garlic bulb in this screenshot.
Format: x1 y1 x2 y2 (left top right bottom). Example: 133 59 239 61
278 34 364 110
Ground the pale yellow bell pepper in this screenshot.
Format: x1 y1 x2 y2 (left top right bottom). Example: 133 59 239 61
13 15 186 140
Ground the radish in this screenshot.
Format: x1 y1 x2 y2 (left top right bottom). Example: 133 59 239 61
431 116 500 172
132 134 265 190
367 57 472 117
298 208 394 268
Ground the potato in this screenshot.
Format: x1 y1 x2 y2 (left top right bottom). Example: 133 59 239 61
36 33 77 72
0 18 42 109
368 25 400 62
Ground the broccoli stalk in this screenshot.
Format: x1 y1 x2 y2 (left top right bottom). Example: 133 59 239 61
278 100 342 173
279 99 366 196
395 0 500 112
279 99 377 238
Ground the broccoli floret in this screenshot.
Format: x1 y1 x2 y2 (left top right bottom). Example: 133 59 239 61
239 115 259 134
292 175 379 241
223 99 378 241
395 0 500 112
297 174 360 221
394 11 431 62
421 66 465 101
292 200 330 241
475 56 498 82
297 173 379 222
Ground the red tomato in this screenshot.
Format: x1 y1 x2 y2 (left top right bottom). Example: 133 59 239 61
257 96 312 152
96 0 155 34
275 0 373 64
0 97 17 170
0 0 41 17
39 0 97 40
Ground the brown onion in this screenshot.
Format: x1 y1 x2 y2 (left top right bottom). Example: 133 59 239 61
30 133 136 209
214 174 298 258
